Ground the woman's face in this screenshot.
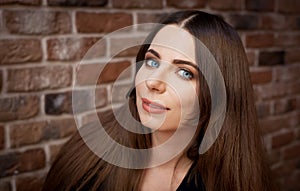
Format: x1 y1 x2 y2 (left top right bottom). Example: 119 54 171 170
135 25 199 131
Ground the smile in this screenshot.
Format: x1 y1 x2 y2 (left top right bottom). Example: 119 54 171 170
141 98 170 114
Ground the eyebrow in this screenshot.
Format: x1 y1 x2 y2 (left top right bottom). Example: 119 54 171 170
147 49 161 59
173 59 199 71
146 49 199 71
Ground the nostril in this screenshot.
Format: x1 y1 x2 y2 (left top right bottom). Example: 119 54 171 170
145 79 165 93
151 87 160 92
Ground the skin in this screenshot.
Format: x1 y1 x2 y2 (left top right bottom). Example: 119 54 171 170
135 25 200 191
135 24 199 135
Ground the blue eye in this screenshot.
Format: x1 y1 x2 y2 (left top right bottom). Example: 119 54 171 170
145 59 159 68
177 69 193 80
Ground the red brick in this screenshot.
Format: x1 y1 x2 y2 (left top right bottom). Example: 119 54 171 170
293 16 300 29
45 92 72 115
275 33 300 47
16 175 45 191
166 0 205 8
76 61 132 86
45 88 107 115
246 33 274 48
76 63 106 85
297 97 300 111
0 12 5 34
266 149 281 165
259 114 297 134
3 10 71 35
246 51 255 66
273 161 297 178
81 112 99 125
0 0 40 5
260 14 286 30
18 149 46 173
259 50 285 66
72 88 108 113
0 180 12 191
261 15 300 31
285 14 300 30
113 45 141 58
99 60 132 83
225 14 259 30
274 65 300 82
0 148 45 177
255 101 271 118
110 36 145 57
0 70 2 93
259 117 282 134
255 83 288 100
282 171 300 191
0 152 18 177
0 39 42 65
245 0 274 11
47 37 103 61
9 118 76 148
137 12 168 23
84 110 116 125
46 118 77 137
49 143 65 163
278 0 300 14
250 69 272 84
0 95 39 122
76 12 133 33
111 84 132 103
137 12 169 31
10 121 46 147
95 87 108 108
285 48 300 64
272 131 294 149
283 142 300 160
273 98 297 115
112 0 163 9
7 66 72 92
252 85 260 101
209 0 242 10
0 125 4 150
288 82 300 95
48 0 107 6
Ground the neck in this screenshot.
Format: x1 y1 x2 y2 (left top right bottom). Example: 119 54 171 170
151 130 174 147
149 128 194 169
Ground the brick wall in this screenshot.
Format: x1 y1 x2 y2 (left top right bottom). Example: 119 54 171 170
0 0 299 191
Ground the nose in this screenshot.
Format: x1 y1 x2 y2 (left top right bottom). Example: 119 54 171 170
145 78 166 94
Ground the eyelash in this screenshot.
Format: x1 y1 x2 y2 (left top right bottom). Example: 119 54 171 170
177 68 194 80
145 58 159 68
144 57 194 81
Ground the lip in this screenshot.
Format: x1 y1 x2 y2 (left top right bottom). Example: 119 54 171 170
141 98 170 114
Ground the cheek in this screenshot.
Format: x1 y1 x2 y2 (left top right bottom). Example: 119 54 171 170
135 65 149 87
175 83 198 114
135 71 142 87
170 79 197 102
135 70 145 97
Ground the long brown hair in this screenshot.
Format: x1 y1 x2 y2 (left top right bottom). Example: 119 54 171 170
42 11 274 191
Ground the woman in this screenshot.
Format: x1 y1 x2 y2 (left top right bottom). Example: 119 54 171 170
42 10 274 191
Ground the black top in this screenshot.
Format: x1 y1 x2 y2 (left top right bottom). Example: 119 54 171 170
176 163 206 191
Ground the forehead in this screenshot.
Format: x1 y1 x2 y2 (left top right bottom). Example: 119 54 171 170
150 25 196 62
